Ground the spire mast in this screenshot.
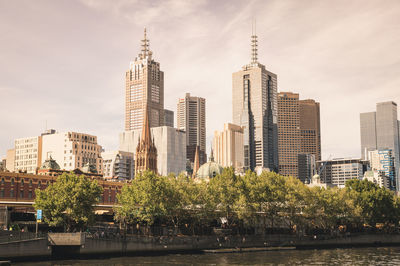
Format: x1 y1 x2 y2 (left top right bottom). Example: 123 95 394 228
251 19 258 64
141 27 150 57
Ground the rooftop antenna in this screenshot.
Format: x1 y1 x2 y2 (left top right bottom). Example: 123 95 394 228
141 27 150 57
251 18 258 64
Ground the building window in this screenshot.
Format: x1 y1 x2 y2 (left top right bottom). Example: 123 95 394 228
10 189 14 197
38 181 41 189
28 191 32 199
20 190 24 198
29 179 32 186
151 85 160 103
0 189 4 197
0 178 4 185
11 178 14 186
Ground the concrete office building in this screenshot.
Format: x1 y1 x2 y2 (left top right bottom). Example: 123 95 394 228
232 30 278 172
177 93 206 165
318 158 365 187
164 109 174 128
277 92 321 179
364 170 390 189
298 153 316 183
41 131 103 174
5 149 15 172
14 136 42 174
278 92 300 177
367 149 395 190
212 123 244 171
125 28 165 131
119 126 186 176
360 101 400 190
102 150 134 180
299 99 321 161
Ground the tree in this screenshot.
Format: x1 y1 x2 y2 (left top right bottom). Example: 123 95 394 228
206 167 240 226
345 179 399 227
34 173 103 232
115 171 173 226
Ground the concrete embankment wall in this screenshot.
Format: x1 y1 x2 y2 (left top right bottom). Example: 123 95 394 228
3 233 400 260
0 238 50 259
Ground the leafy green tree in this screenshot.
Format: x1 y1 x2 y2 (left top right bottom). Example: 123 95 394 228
34 173 103 232
206 167 240 225
115 171 174 226
345 179 399 227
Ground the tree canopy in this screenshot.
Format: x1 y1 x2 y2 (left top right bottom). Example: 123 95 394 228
115 169 400 234
34 172 103 232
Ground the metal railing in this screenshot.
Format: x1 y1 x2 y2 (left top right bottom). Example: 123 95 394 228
0 231 46 244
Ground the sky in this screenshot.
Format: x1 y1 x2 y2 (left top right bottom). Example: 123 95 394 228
1 0 400 160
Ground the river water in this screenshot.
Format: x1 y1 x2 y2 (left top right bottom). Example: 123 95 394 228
14 247 400 265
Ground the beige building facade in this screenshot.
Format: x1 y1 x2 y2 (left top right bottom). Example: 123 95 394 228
213 123 244 171
6 149 15 172
177 93 206 165
125 28 164 131
277 92 321 180
14 136 42 174
278 92 300 177
41 131 103 174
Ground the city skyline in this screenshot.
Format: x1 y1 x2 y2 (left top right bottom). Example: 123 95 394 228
1 0 400 160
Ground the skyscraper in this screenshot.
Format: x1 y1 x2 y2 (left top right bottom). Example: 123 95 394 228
299 99 321 161
177 93 206 165
125 28 164 131
232 29 278 172
360 101 400 189
277 92 300 177
277 93 321 179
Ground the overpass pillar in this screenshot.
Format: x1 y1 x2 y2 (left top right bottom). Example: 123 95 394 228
0 206 10 229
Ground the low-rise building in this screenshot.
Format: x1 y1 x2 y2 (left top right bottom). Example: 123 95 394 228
317 158 366 188
102 151 134 181
364 170 390 189
41 131 103 174
367 149 396 190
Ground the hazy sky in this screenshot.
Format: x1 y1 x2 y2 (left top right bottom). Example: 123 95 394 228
1 0 399 160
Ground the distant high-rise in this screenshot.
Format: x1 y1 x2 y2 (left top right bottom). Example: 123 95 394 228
277 92 321 179
232 28 278 172
360 101 400 189
164 109 174 128
125 28 164 131
277 92 300 177
299 99 321 161
177 93 206 165
213 123 244 171
298 153 316 183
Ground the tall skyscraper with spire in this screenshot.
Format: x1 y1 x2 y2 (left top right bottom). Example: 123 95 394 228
125 28 164 131
135 106 158 175
232 25 279 172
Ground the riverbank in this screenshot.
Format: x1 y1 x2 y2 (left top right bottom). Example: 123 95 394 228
2 233 400 262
